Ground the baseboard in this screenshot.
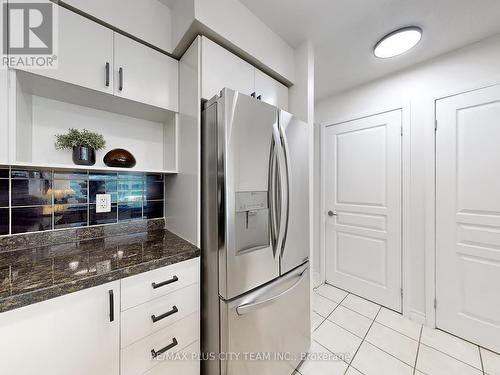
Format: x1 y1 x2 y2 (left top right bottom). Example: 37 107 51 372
313 271 322 288
408 309 426 325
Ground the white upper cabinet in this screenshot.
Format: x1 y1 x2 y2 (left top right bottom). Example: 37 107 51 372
0 70 8 164
16 6 114 94
201 37 288 110
201 37 254 100
254 68 289 111
0 281 120 375
62 0 172 52
10 6 178 111
114 34 178 111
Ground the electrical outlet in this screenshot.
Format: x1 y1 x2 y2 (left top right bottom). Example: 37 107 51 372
96 194 112 213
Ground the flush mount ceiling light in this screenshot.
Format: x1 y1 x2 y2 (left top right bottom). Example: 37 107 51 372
374 26 422 58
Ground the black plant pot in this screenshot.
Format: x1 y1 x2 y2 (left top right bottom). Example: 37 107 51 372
72 146 96 166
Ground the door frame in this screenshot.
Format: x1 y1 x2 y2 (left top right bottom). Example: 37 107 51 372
431 77 500 329
319 103 411 315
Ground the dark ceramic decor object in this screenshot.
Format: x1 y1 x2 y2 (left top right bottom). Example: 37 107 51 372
72 146 96 166
104 149 136 168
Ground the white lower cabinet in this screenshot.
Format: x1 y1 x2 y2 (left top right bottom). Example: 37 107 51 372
0 258 200 375
0 281 121 375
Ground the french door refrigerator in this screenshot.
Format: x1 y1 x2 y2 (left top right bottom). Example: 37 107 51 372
201 88 310 375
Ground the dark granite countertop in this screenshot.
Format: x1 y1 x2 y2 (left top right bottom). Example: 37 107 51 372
0 223 200 313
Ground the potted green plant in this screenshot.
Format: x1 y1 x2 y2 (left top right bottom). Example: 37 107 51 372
55 128 106 166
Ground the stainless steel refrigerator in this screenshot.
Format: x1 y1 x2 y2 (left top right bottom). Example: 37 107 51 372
201 88 311 375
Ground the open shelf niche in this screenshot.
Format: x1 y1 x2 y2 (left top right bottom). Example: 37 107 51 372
8 70 178 174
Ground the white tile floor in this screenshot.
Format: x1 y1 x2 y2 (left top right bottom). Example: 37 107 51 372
296 283 500 375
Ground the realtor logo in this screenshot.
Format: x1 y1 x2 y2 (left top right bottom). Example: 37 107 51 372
1 0 58 69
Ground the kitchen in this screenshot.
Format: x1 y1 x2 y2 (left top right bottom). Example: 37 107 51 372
0 0 499 374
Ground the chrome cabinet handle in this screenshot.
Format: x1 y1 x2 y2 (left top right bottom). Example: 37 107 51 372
151 337 178 358
152 275 178 289
151 306 178 323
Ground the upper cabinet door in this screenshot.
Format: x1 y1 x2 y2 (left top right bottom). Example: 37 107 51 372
254 69 289 111
61 0 172 52
13 7 114 94
114 34 178 111
201 37 255 100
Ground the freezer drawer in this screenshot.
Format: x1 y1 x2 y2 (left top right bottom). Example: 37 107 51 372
220 263 310 375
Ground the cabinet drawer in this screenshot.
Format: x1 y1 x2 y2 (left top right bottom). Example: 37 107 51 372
143 341 199 375
121 312 199 375
121 283 199 348
121 258 199 311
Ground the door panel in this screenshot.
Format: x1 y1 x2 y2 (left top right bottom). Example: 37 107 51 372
220 264 310 375
325 110 402 311
280 111 310 274
114 33 178 111
220 89 280 299
201 37 255 100
255 69 289 110
13 7 114 94
436 85 500 353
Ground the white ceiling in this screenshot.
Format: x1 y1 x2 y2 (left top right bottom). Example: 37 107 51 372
239 0 500 101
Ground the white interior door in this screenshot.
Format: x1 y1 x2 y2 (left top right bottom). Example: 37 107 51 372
324 110 402 311
436 84 500 353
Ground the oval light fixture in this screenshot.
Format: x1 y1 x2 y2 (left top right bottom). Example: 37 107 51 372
374 26 422 58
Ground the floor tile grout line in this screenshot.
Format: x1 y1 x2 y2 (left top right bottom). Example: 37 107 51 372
418 342 484 372
374 319 422 342
308 337 354 372
335 300 379 321
362 327 421 370
413 324 423 374
347 305 382 368
478 346 485 374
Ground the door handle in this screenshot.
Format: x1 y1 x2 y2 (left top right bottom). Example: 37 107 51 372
105 62 110 87
269 137 279 256
328 210 337 217
236 267 307 316
118 67 124 91
277 123 290 259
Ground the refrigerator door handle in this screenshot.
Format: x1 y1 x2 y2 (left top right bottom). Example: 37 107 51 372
272 122 288 258
269 137 279 257
236 267 307 316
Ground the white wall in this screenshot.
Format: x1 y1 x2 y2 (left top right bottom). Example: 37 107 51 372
166 37 201 246
315 33 500 322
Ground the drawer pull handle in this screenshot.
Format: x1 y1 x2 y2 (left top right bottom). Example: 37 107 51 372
151 337 178 359
152 276 179 289
151 306 178 323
